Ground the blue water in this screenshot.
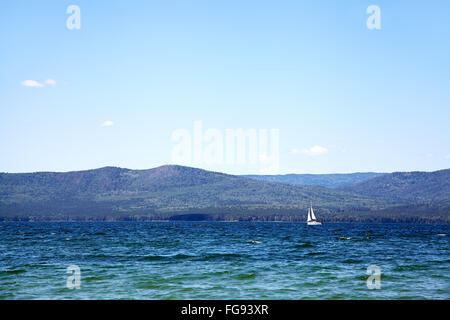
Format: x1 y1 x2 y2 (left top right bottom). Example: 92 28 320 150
0 222 449 299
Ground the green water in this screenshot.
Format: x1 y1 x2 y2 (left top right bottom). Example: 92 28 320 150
0 222 448 299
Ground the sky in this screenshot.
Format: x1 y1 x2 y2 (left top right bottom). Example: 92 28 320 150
1 0 449 175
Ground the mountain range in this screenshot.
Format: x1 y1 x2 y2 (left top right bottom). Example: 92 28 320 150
242 172 386 188
0 165 449 223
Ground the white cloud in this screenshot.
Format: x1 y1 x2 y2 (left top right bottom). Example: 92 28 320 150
445 154 450 160
21 79 57 88
44 79 57 86
21 80 44 88
291 145 329 156
101 120 114 127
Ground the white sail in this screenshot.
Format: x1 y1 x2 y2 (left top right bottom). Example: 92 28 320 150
306 202 322 225
307 208 312 222
310 207 317 221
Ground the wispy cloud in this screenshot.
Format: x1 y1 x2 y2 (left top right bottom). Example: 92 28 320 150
21 80 44 88
101 120 114 127
21 79 57 88
291 145 329 156
445 154 450 160
44 79 57 86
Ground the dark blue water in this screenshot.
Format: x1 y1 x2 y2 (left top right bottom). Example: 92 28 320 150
0 222 449 299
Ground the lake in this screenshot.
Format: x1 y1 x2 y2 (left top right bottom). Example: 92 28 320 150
0 221 448 299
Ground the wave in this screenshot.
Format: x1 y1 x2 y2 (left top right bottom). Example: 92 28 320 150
197 253 248 261
233 272 257 280
306 252 326 256
138 254 194 261
341 258 363 264
84 276 107 282
294 242 313 248
136 281 165 289
393 264 430 272
1 269 26 275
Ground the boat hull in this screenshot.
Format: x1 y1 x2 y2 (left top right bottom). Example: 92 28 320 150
307 221 322 226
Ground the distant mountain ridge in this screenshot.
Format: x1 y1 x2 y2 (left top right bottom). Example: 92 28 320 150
0 165 380 220
242 172 386 188
339 169 450 205
0 166 449 222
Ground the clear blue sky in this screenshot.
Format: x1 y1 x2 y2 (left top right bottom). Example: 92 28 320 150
1 0 449 174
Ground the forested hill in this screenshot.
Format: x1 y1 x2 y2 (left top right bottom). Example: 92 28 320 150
0 165 381 220
0 166 449 222
243 172 386 188
339 169 450 204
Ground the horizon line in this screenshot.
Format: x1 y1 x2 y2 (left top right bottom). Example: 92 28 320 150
1 164 449 176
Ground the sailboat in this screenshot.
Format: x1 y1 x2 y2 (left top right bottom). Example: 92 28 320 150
307 202 322 225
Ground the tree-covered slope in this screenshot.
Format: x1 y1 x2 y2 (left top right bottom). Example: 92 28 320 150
243 172 386 188
339 169 450 204
0 165 382 220
0 166 449 222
